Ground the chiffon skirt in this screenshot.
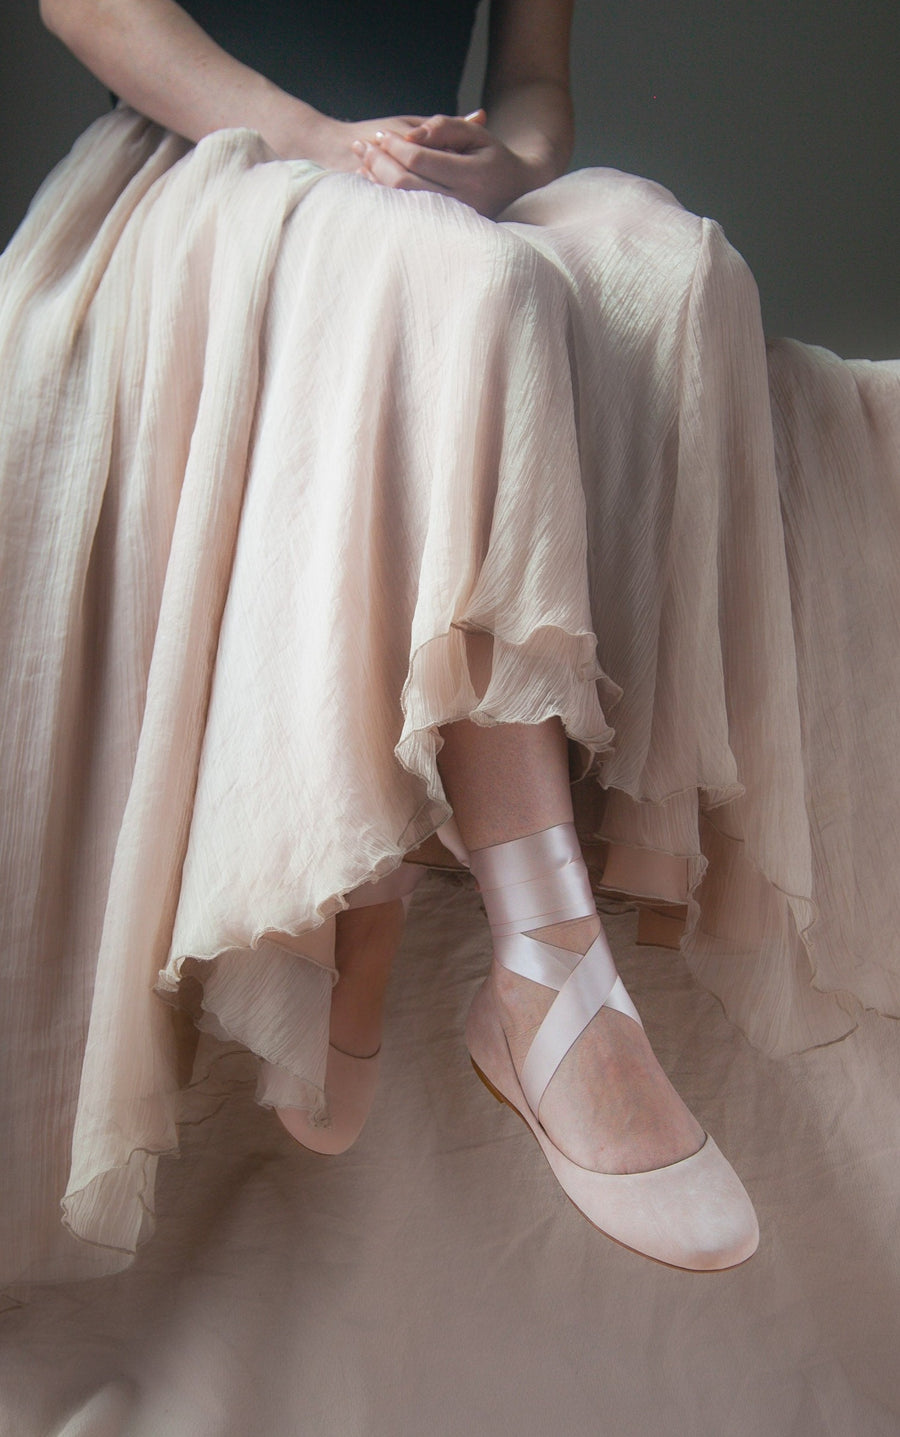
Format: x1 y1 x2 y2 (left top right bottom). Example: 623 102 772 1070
1 107 898 1287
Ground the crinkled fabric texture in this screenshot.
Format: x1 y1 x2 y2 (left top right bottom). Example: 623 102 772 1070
1 108 898 1287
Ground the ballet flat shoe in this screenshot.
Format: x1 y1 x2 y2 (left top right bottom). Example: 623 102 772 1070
466 824 758 1270
466 977 759 1271
274 1042 380 1156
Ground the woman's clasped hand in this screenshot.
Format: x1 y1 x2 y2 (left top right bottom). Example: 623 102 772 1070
351 109 537 217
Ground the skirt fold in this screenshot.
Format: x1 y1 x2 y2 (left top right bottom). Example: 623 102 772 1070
2 113 899 1285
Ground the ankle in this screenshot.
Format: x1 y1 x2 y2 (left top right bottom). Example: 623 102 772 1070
330 897 406 1059
329 971 389 1059
490 963 554 1046
526 911 601 955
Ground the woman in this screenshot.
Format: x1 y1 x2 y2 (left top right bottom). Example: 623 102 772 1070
0 0 771 1291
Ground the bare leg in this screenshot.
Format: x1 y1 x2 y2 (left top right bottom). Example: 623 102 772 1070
435 716 572 849
334 631 699 1171
438 627 600 956
331 899 407 1057
438 709 704 1175
328 630 551 1058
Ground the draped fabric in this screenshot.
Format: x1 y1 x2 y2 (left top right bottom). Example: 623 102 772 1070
1 107 899 1291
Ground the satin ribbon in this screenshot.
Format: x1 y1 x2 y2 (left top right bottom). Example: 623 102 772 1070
470 823 644 1116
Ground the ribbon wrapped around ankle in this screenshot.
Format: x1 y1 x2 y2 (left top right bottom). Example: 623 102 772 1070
470 823 643 1117
472 823 597 936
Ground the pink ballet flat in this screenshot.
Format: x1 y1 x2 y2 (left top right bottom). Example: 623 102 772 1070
465 826 759 1270
273 1040 383 1156
273 861 423 1156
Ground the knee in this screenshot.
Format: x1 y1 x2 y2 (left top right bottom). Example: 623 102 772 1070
370 184 566 321
533 167 755 292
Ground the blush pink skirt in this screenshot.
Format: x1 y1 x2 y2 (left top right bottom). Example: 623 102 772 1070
1 106 898 1284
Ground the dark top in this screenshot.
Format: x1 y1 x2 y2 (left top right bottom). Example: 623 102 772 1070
179 0 482 121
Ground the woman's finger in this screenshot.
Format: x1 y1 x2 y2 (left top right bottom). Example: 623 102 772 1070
404 113 491 152
372 130 446 180
373 129 481 186
361 143 449 193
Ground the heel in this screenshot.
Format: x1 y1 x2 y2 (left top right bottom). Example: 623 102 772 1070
470 1057 511 1108
272 1045 381 1156
465 976 517 1093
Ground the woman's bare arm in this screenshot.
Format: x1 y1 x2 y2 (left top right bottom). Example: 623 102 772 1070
39 0 420 168
481 0 575 184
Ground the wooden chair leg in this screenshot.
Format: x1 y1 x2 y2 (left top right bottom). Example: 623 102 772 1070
636 905 687 950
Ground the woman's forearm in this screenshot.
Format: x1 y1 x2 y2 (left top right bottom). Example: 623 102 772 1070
39 0 332 160
480 0 575 191
484 78 574 189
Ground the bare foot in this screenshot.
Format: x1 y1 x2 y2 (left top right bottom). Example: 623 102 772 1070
331 899 407 1058
492 913 705 1175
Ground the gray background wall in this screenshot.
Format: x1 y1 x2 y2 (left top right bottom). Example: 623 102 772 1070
2 0 897 358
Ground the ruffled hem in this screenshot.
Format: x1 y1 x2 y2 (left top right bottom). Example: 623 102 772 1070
582 788 866 1058
53 612 614 1268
